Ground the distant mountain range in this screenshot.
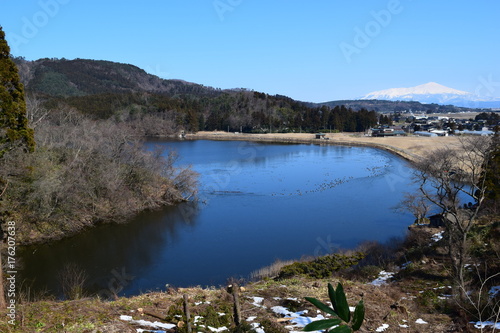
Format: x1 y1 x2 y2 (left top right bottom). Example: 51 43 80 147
13 58 493 120
360 82 500 108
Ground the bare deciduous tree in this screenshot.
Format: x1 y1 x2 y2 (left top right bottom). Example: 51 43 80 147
412 136 495 298
25 95 50 129
460 269 500 332
58 263 88 300
395 192 433 225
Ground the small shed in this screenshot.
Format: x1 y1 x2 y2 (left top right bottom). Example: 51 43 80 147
429 214 445 227
315 133 326 139
371 127 406 137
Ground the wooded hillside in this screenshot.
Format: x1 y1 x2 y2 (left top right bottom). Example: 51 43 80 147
15 58 381 133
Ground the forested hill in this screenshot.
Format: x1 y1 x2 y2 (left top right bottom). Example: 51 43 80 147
14 57 383 134
15 57 221 98
315 99 475 114
17 57 471 134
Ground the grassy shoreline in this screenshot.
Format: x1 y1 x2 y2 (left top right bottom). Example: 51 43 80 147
186 131 464 163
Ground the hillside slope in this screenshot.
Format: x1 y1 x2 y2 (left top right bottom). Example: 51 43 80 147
14 58 380 133
15 57 221 98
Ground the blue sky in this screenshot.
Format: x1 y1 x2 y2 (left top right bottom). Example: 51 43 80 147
1 0 499 102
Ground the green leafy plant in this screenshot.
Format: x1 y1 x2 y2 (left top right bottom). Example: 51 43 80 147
303 283 364 332
278 253 365 279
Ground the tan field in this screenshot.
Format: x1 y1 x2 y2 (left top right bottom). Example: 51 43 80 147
425 112 481 119
188 131 465 162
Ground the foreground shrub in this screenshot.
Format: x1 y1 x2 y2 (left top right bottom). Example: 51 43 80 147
277 253 365 279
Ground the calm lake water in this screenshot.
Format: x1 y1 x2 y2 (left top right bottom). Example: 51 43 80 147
19 140 416 297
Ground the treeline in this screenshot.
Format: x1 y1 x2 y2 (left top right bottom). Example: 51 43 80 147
16 58 379 134
319 99 475 114
40 90 379 134
475 111 500 125
201 92 378 133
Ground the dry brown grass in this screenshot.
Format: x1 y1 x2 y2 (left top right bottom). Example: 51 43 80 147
188 131 465 162
0 276 466 332
250 259 297 280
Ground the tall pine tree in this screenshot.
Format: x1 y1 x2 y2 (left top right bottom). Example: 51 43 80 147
0 26 35 157
0 26 35 310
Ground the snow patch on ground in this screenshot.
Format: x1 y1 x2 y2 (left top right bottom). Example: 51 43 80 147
249 296 266 308
473 321 500 329
376 323 389 331
250 322 265 333
119 315 176 330
431 231 444 242
208 326 228 332
415 318 428 324
371 271 394 286
271 305 325 329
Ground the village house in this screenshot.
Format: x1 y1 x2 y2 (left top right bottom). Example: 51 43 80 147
370 126 406 137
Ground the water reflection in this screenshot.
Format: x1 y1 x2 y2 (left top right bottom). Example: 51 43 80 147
19 201 200 297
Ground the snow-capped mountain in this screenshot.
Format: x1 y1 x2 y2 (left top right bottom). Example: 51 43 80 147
360 82 500 108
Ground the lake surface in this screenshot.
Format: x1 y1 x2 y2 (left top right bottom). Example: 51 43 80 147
19 140 416 298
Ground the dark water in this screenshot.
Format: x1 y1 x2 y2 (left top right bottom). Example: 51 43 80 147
19 140 416 297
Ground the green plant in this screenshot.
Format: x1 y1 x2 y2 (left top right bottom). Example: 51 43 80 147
202 305 232 328
230 321 258 333
278 253 365 279
415 290 440 312
354 265 382 281
303 283 364 332
34 321 46 329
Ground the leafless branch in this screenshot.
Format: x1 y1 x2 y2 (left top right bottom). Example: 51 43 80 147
0 180 8 198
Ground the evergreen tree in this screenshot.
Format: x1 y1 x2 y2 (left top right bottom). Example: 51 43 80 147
482 136 500 212
0 26 35 310
198 113 205 131
0 26 35 157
